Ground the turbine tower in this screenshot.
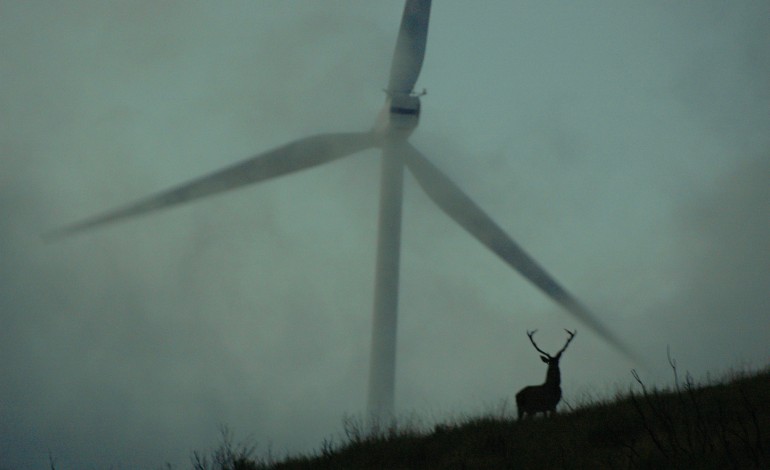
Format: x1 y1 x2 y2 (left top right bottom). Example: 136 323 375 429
47 1 636 419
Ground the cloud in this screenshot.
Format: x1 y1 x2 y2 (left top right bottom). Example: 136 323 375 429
637 153 770 375
1 1 769 468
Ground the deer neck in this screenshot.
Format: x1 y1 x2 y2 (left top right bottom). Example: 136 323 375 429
545 363 561 388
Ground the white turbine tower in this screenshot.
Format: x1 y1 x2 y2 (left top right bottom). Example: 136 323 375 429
48 1 636 418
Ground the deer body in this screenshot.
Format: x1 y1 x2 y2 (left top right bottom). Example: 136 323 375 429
516 329 575 420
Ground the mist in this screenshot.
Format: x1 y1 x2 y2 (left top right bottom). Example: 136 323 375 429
2 1 768 468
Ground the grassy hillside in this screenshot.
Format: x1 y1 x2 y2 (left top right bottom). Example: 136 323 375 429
193 367 769 469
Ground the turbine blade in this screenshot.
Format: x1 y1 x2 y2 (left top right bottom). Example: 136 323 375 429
387 0 432 94
46 132 375 240
403 144 638 362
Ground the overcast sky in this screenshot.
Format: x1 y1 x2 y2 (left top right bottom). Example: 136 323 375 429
2 1 769 468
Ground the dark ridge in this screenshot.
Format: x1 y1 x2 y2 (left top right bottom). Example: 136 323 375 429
191 365 770 469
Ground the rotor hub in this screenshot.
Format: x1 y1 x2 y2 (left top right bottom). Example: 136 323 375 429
374 92 421 142
389 93 421 120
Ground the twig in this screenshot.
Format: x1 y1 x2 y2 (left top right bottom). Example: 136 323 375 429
630 370 670 461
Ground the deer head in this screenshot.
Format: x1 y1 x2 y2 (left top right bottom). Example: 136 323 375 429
527 329 576 367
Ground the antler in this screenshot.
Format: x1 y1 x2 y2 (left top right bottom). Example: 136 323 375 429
526 329 552 358
555 329 577 358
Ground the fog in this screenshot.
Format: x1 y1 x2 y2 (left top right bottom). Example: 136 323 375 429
2 1 768 468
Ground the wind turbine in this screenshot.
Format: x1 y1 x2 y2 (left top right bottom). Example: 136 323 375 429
48 1 636 418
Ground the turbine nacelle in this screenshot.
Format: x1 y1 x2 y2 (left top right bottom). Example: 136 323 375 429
374 92 421 142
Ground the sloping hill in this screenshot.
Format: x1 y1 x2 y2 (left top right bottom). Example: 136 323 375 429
195 368 769 469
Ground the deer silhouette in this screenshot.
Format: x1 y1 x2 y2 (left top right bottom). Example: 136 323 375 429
516 329 576 420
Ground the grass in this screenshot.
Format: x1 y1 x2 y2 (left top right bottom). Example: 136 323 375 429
191 363 769 469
